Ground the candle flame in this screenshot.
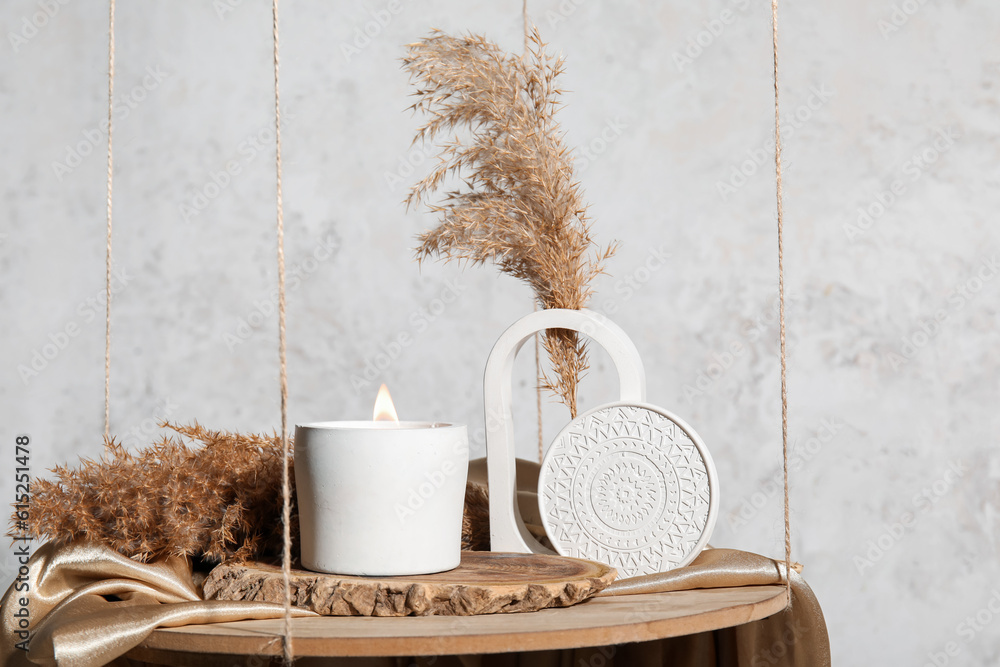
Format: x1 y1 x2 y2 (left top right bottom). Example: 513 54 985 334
373 384 399 423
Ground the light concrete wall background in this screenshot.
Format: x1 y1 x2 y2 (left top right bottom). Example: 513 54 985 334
2 0 999 664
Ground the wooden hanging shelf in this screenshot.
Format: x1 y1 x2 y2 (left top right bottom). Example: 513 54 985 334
126 585 787 664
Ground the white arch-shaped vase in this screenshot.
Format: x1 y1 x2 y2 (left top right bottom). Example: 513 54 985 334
483 308 720 578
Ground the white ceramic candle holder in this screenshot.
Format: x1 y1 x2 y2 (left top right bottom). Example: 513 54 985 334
294 421 469 576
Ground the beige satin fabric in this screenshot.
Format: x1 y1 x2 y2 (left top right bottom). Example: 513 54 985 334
600 547 789 596
0 541 314 667
593 548 831 667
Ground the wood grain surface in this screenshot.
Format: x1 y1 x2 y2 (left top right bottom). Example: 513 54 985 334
128 585 788 664
203 551 616 617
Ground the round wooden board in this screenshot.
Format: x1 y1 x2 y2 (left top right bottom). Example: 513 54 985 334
204 552 616 616
127 586 787 665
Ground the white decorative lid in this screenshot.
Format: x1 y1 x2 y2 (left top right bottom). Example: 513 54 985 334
539 402 719 578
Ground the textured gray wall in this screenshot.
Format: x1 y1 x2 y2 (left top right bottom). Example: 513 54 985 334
2 0 999 664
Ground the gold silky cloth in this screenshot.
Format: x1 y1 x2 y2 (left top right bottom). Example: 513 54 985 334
0 540 314 667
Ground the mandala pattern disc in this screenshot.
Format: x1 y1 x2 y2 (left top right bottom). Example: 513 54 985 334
539 403 719 578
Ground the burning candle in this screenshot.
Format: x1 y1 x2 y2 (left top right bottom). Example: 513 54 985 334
294 384 469 576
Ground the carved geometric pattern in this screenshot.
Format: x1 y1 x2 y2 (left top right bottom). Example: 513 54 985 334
539 404 717 578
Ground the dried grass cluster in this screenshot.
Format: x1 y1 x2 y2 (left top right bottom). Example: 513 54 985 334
14 423 294 563
403 29 616 417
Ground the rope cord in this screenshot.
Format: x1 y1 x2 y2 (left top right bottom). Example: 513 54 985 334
103 0 115 441
522 0 545 463
770 0 793 609
271 0 293 661
522 0 530 54
534 302 544 463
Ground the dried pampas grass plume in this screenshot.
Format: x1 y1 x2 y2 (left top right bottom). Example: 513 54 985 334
403 28 616 417
12 422 294 564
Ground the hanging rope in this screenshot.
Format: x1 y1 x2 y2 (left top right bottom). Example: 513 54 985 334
770 0 792 609
521 0 546 463
103 0 115 441
522 0 530 53
534 302 544 463
271 0 293 662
